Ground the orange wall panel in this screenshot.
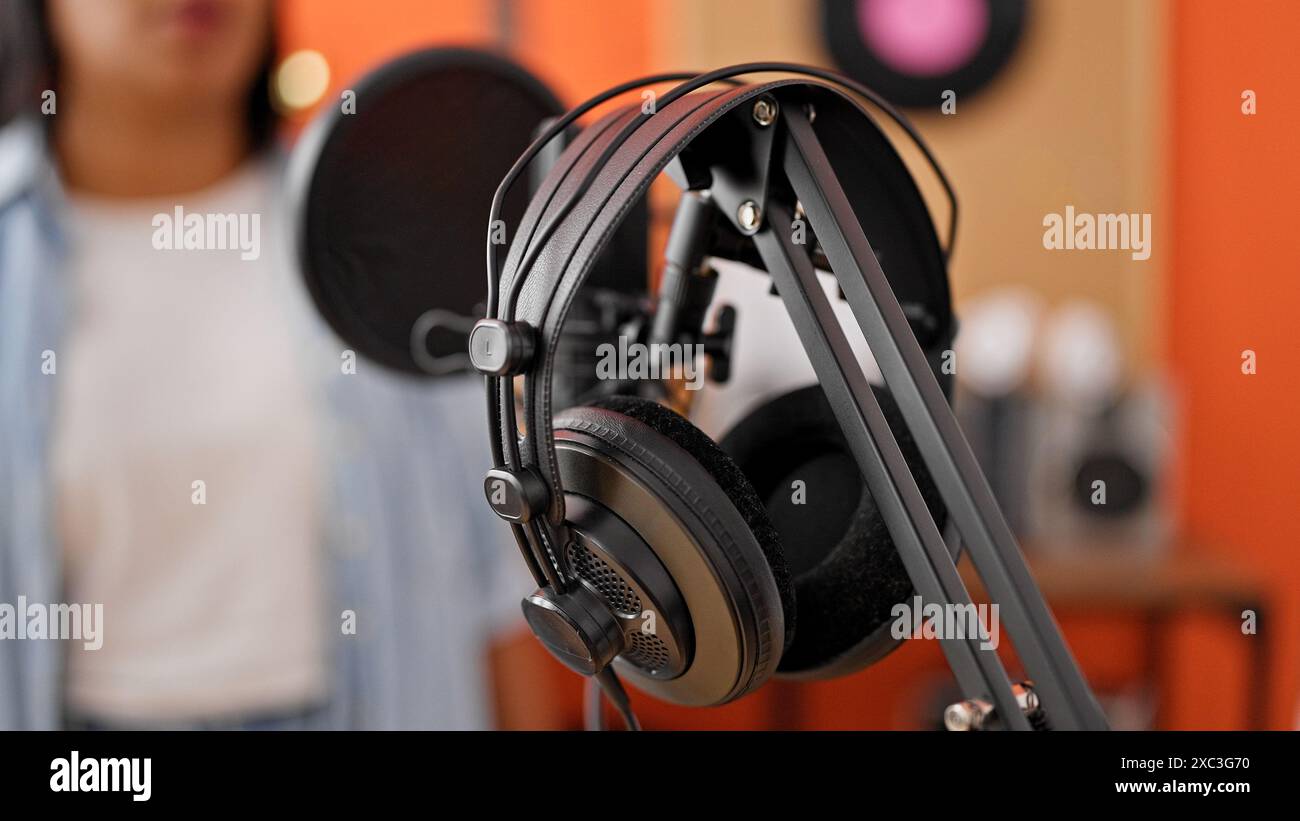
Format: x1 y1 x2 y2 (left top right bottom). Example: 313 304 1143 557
277 1 658 120
508 0 656 104
1167 0 1300 728
278 0 499 121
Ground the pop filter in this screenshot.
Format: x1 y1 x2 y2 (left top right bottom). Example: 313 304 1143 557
288 48 565 376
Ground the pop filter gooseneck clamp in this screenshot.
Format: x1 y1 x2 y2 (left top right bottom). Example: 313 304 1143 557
482 64 1109 731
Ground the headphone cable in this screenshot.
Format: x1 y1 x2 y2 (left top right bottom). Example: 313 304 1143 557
587 666 641 731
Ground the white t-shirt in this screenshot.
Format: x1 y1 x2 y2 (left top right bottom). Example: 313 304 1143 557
52 161 327 722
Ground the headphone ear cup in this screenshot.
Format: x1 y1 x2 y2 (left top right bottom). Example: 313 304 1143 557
553 396 795 706
721 385 949 677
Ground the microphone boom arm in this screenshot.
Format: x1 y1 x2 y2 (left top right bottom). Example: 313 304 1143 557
727 102 1107 730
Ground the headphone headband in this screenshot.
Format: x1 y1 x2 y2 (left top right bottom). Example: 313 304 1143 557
499 78 951 520
475 63 957 603
504 81 783 517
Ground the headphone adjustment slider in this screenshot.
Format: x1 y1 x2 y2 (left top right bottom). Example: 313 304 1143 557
469 319 536 376
483 467 549 523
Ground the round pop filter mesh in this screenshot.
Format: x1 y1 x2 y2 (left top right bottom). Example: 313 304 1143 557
296 48 563 375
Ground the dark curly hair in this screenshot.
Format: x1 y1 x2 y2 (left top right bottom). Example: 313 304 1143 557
0 0 278 147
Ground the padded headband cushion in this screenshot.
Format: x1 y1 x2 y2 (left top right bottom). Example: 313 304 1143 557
721 385 947 674
585 396 796 651
499 79 954 524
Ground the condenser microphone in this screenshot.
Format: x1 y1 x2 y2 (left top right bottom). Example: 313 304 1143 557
649 189 717 350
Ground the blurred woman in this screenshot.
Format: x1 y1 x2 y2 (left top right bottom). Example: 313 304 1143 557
0 0 517 729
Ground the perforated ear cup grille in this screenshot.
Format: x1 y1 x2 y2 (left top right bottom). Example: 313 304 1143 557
557 497 693 679
585 395 796 651
626 632 671 671
570 542 672 673
555 400 791 705
568 541 642 617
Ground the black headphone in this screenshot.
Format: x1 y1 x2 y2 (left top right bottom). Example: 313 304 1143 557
471 63 959 724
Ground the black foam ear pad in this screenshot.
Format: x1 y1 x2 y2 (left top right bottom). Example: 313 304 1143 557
720 385 947 676
584 396 796 650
